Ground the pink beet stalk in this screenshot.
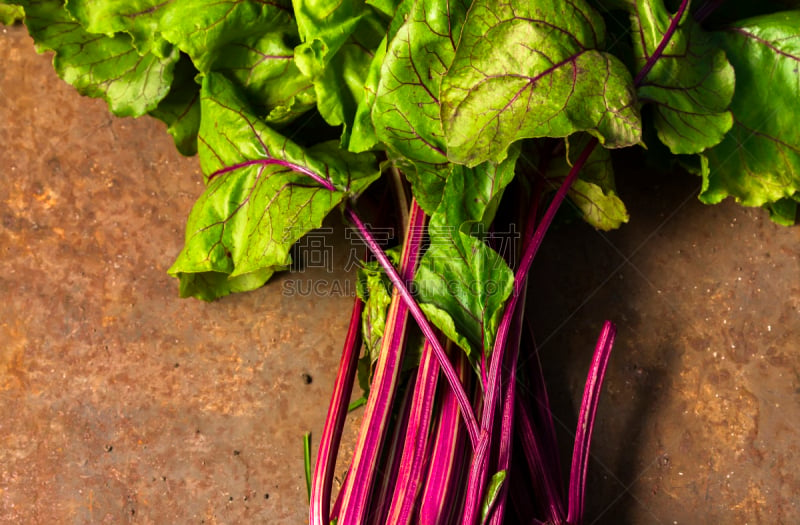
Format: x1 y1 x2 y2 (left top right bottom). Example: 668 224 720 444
417 349 471 525
485 286 527 525
460 138 599 525
386 338 442 524
346 204 480 447
566 321 616 525
309 298 363 525
336 203 426 525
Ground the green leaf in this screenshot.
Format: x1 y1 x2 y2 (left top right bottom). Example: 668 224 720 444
441 0 641 167
480 470 507 524
312 12 386 147
148 54 201 156
765 194 799 226
0 3 24 24
626 0 735 154
65 0 173 57
207 30 316 125
546 134 629 230
60 1 312 124
159 0 294 73
371 0 470 213
414 149 518 362
347 34 387 153
700 11 800 207
169 73 379 300
18 0 178 117
292 0 367 79
366 0 401 17
356 255 396 365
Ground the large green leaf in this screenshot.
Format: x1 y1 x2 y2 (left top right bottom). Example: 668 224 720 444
158 0 293 73
371 0 471 212
546 134 629 230
441 0 641 167
700 11 800 207
207 30 316 125
65 0 173 57
169 74 380 300
414 150 519 362
18 0 178 117
626 0 735 154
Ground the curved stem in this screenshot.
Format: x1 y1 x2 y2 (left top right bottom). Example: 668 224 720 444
346 204 481 448
634 0 691 86
566 322 616 525
336 204 426 525
208 158 336 191
461 138 599 525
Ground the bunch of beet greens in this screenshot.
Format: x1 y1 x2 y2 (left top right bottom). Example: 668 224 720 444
5 0 799 522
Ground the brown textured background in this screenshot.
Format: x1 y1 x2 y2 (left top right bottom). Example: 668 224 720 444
2 23 800 524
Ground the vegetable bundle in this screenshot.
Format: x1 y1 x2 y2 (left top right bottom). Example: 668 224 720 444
4 0 798 523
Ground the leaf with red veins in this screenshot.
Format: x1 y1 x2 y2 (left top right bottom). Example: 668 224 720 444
18 0 178 118
65 0 293 62
67 0 315 126
414 148 519 364
208 30 316 126
159 0 294 73
622 0 735 154
169 73 379 300
700 11 800 208
545 133 629 230
441 0 641 167
372 0 471 213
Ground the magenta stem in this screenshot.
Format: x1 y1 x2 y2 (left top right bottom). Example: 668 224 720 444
346 204 481 447
369 374 416 524
485 286 527 525
634 0 691 86
417 349 471 525
460 138 599 525
566 322 616 525
208 158 336 191
385 338 441 524
309 298 363 525
336 204 426 525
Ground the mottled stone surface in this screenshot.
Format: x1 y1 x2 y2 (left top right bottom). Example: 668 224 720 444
2 22 800 525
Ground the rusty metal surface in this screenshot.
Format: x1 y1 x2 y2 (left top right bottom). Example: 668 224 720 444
1 27 358 524
530 158 800 523
2 23 800 525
